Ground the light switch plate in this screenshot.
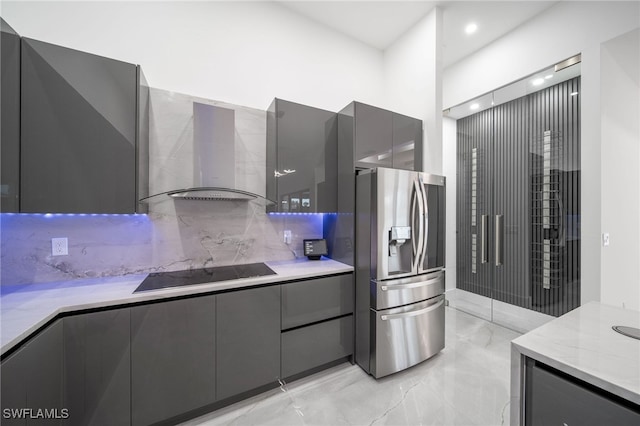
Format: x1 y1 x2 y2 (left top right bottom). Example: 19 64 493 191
52 237 68 256
602 232 610 247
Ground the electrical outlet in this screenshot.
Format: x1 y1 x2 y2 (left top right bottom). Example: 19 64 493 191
52 237 68 256
602 232 610 247
284 230 292 245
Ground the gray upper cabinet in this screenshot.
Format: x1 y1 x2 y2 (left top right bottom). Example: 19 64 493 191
266 98 337 213
216 285 281 400
1 19 20 212
20 37 146 214
354 102 393 169
131 296 216 426
392 112 423 171
63 309 131 426
340 101 423 172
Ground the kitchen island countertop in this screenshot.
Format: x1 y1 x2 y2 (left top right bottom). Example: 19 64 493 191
510 302 640 424
1 257 353 356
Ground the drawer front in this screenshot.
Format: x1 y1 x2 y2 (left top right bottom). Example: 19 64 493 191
372 295 445 378
281 274 354 330
281 315 354 378
373 270 444 310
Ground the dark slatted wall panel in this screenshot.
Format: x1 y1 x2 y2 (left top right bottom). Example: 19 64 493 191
493 96 531 308
528 76 581 317
456 76 581 318
456 108 493 298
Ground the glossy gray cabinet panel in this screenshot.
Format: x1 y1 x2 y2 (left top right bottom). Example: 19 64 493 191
1 344 28 426
525 359 640 425
281 315 353 378
63 309 130 426
1 19 20 212
354 102 393 169
266 98 337 213
217 286 280 400
136 66 149 212
131 296 216 426
281 274 354 330
392 113 422 171
20 38 138 213
0 321 63 425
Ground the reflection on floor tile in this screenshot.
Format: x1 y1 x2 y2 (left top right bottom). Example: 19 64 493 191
181 307 521 426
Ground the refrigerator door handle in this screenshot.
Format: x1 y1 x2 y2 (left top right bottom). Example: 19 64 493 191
381 277 441 291
419 180 429 268
380 298 444 321
412 178 424 272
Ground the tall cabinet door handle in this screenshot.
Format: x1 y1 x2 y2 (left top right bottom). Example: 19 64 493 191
495 215 504 266
481 214 488 264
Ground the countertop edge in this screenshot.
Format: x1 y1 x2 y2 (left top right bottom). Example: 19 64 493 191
512 334 640 406
1 259 353 357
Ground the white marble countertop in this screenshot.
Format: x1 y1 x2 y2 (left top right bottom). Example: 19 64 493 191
510 302 640 424
0 257 353 356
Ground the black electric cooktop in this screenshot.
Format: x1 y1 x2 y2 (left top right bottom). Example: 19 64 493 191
134 262 276 293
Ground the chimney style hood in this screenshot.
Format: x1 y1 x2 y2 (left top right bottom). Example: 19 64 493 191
142 98 273 204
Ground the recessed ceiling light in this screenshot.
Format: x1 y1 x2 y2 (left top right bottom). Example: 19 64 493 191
465 23 478 35
545 74 553 79
470 103 480 110
532 78 545 86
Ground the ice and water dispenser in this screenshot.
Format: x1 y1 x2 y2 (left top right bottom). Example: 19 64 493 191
388 225 412 275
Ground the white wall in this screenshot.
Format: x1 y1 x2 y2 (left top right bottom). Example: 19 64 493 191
443 116 457 291
1 1 385 112
600 28 640 310
383 7 443 174
442 1 640 307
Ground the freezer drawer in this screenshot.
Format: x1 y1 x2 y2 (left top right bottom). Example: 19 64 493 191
372 270 444 310
370 294 444 378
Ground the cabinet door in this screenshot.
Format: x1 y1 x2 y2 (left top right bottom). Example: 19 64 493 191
21 38 138 214
131 296 216 426
271 99 337 213
0 321 63 426
392 113 422 171
525 359 640 425
281 315 353 378
0 19 20 212
281 274 354 330
217 286 280 400
63 309 130 426
354 103 392 169
1 344 28 426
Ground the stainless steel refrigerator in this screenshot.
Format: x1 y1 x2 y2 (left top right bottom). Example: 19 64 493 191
355 167 445 378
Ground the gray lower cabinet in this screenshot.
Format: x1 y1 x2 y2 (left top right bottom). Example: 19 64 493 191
281 273 355 378
281 274 354 329
525 358 640 425
0 320 63 426
131 296 216 426
281 315 353 378
216 286 281 400
63 309 130 426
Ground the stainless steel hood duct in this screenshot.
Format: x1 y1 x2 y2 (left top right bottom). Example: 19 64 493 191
142 101 272 204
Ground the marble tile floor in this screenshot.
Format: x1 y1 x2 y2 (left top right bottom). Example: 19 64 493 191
181 307 521 426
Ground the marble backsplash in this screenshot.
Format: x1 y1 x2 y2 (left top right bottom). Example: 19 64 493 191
0 204 323 286
1 89 324 286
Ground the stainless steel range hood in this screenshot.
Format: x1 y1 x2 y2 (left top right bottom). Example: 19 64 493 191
142 99 273 204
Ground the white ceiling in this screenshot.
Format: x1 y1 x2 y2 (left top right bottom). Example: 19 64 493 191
277 1 558 67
